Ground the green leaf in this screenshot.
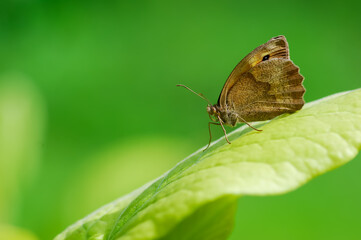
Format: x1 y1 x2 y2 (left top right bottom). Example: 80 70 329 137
55 89 361 240
158 196 238 240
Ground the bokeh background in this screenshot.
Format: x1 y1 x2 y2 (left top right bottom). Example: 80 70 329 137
1 1 360 239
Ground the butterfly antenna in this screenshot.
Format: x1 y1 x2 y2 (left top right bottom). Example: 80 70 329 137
176 84 212 106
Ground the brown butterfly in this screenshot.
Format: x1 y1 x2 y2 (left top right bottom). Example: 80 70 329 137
177 35 305 150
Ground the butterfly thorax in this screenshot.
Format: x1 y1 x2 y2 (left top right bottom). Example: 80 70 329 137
207 104 238 127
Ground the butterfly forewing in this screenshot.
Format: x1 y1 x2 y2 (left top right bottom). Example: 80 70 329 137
218 35 290 106
217 35 305 123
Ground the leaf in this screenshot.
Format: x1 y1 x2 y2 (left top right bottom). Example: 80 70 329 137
55 89 361 240
158 196 238 240
60 138 192 226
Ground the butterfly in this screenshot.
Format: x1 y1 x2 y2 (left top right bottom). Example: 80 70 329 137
177 35 305 150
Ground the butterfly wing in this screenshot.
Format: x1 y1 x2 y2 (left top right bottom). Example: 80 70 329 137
218 35 290 106
225 58 305 122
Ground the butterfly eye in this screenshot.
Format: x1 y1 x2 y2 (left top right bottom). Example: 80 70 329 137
262 55 270 61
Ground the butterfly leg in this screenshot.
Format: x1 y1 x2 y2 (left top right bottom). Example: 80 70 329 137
237 115 262 132
217 116 231 144
204 122 221 151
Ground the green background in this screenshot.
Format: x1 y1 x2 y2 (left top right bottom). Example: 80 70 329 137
0 0 360 239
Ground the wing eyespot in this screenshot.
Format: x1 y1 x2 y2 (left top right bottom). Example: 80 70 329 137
262 55 270 61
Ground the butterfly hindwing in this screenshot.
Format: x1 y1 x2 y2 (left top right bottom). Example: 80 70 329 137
225 58 305 122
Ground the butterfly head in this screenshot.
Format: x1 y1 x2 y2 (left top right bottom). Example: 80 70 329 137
206 105 216 115
207 104 221 122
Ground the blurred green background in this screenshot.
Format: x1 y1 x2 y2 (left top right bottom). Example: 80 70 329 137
0 0 360 239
